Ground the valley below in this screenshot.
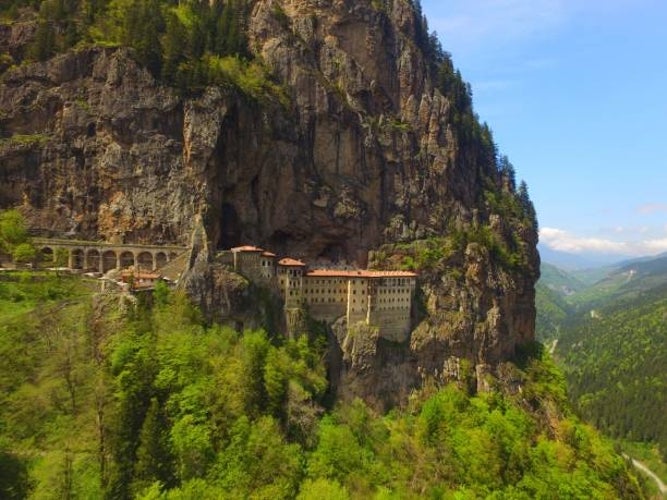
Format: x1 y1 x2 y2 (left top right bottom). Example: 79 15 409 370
537 253 667 495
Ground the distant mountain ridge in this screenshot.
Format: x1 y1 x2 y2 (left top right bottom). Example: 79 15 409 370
538 245 633 270
566 253 667 309
539 262 586 295
536 254 667 464
556 283 667 462
539 251 667 312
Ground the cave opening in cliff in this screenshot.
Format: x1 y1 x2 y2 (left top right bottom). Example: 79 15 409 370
318 243 345 263
219 203 241 249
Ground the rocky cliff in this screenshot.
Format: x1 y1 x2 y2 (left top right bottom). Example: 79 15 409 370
0 0 539 407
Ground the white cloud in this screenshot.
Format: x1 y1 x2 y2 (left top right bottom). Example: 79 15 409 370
644 238 667 253
637 203 667 215
539 227 667 256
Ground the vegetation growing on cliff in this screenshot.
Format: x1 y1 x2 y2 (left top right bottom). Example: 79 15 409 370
1 0 285 98
0 277 646 498
0 209 37 264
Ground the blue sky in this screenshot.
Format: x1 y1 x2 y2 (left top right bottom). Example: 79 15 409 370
420 0 667 260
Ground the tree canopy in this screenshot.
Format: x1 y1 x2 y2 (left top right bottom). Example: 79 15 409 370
0 273 646 498
0 210 37 264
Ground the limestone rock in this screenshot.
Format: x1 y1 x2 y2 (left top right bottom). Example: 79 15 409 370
0 0 540 408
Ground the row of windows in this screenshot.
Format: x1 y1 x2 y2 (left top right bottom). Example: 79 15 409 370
304 288 365 295
375 297 410 304
373 305 411 312
303 280 368 292
279 279 302 287
307 297 366 304
375 288 412 295
304 299 410 309
278 269 302 277
306 277 414 287
309 279 350 285
302 288 412 297
283 288 411 299
308 297 347 304
384 278 413 286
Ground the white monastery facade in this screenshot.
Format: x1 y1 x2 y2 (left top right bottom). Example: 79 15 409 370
225 245 417 341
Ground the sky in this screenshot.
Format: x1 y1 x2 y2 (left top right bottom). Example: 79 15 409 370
420 0 667 263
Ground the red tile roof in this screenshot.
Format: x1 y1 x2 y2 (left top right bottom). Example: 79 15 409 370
306 269 417 278
262 251 277 258
231 245 264 253
278 257 306 267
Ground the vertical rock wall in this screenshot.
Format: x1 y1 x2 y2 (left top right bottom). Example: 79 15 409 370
0 0 539 407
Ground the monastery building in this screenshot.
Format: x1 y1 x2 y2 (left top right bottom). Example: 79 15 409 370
226 245 417 341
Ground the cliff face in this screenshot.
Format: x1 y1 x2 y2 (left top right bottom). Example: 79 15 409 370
0 0 539 406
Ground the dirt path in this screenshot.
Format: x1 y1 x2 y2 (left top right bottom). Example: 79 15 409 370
548 339 558 355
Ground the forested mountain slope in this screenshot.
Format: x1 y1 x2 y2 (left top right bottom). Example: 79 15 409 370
568 253 667 308
534 283 573 342
539 257 667 464
537 254 667 342
539 262 586 296
556 283 667 464
0 272 647 498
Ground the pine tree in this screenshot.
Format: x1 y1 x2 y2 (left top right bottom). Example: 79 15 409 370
161 11 187 85
30 20 57 61
131 0 163 76
518 180 538 231
498 155 516 191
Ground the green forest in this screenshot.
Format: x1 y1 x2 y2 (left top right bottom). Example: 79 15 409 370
0 0 491 125
0 0 284 97
0 271 646 499
537 257 667 486
556 284 667 463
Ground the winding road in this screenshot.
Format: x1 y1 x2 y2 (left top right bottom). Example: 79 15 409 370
624 454 667 496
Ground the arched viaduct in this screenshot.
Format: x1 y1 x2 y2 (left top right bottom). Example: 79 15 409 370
33 238 189 273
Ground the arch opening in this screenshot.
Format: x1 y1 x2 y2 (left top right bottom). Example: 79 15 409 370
86 249 101 272
137 252 154 271
71 249 84 269
102 251 117 273
119 251 135 269
40 247 54 264
155 252 168 269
